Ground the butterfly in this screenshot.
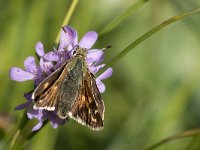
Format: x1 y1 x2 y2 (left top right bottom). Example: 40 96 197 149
32 46 104 130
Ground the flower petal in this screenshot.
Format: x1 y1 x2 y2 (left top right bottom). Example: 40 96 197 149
35 42 45 57
87 49 104 64
15 102 30 110
27 106 44 120
97 67 113 80
96 79 105 93
59 26 76 50
51 122 58 128
39 58 53 75
32 121 43 131
10 67 35 81
50 118 66 128
89 64 105 74
69 29 78 47
24 92 33 101
24 56 37 73
51 115 66 127
27 108 39 119
43 51 60 61
79 31 98 49
43 111 66 128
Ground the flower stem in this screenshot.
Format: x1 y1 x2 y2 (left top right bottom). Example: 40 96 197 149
145 128 200 150
103 7 200 71
10 130 20 149
9 111 29 150
55 0 79 44
15 121 49 150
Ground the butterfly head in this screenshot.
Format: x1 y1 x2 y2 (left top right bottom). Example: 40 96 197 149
71 45 87 59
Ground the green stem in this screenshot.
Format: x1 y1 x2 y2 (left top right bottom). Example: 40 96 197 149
99 0 151 36
103 7 200 71
15 121 49 150
9 111 29 150
145 128 200 150
10 130 20 150
55 0 79 44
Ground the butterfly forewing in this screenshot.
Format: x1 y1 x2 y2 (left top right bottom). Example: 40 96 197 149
33 84 59 110
32 64 66 101
33 63 70 111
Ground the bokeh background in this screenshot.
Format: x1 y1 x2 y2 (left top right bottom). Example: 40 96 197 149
0 0 200 149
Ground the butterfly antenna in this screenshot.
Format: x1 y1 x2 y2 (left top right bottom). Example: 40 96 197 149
88 45 112 53
101 45 112 51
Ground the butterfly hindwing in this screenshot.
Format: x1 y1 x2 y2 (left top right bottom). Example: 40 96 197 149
68 71 104 130
89 73 105 118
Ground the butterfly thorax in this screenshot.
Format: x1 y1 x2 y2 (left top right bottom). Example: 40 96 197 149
73 48 87 59
71 48 87 74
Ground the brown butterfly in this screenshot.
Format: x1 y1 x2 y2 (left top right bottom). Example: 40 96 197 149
32 46 104 130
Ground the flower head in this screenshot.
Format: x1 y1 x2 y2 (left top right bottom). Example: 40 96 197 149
10 26 113 131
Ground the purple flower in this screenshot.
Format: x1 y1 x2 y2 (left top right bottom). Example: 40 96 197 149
9 26 113 131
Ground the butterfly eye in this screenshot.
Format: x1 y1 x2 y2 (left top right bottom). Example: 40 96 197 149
72 50 77 55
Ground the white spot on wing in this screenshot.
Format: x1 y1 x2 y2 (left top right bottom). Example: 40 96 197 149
67 111 103 131
95 110 98 114
91 117 97 122
46 106 55 111
68 112 73 117
31 92 35 100
33 104 55 111
33 104 38 110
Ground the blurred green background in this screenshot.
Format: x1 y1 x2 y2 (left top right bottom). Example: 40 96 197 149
0 0 200 149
